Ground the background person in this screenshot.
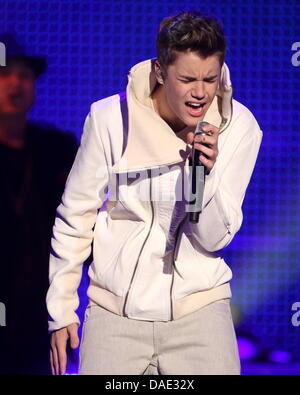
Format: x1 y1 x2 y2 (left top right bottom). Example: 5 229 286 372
0 33 78 375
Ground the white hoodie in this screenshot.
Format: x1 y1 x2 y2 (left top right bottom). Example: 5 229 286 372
46 59 263 331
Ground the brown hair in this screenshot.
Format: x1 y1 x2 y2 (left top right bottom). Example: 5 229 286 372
156 11 227 79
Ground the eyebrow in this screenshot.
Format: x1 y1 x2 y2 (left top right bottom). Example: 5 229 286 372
178 74 218 81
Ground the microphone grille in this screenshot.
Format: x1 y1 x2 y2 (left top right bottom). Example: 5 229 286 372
195 121 210 136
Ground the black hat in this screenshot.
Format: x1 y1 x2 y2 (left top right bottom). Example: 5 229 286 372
0 33 47 78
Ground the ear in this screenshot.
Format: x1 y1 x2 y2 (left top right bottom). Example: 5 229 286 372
154 61 164 84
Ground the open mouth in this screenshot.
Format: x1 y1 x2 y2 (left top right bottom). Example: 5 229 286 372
185 101 206 117
185 102 206 109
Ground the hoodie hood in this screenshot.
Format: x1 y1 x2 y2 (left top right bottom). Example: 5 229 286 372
112 58 233 174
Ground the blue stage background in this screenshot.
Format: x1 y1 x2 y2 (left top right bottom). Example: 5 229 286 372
1 0 299 369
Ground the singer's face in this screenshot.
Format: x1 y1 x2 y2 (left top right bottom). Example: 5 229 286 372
154 50 221 133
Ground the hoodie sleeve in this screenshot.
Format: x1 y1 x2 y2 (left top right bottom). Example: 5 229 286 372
46 103 109 332
186 112 263 253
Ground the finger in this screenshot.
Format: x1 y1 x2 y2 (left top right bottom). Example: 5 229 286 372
202 124 219 135
199 154 213 171
57 337 68 375
194 143 214 158
51 342 60 375
194 134 216 146
50 349 55 376
68 323 80 349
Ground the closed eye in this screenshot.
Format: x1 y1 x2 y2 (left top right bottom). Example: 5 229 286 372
178 78 217 84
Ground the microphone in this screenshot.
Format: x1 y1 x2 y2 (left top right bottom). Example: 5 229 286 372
187 121 212 223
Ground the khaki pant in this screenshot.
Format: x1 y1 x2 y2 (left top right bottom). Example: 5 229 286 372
79 298 240 375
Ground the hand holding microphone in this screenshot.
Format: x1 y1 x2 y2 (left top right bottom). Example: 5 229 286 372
193 122 219 173
187 121 219 223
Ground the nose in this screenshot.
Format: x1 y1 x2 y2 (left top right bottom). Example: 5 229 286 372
191 80 205 101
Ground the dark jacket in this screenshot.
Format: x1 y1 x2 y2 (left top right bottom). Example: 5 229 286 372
0 121 78 374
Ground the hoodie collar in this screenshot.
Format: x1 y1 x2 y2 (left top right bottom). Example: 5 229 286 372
112 58 233 174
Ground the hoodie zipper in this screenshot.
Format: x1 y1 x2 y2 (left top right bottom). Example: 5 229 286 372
169 243 177 321
169 210 188 321
122 169 155 316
